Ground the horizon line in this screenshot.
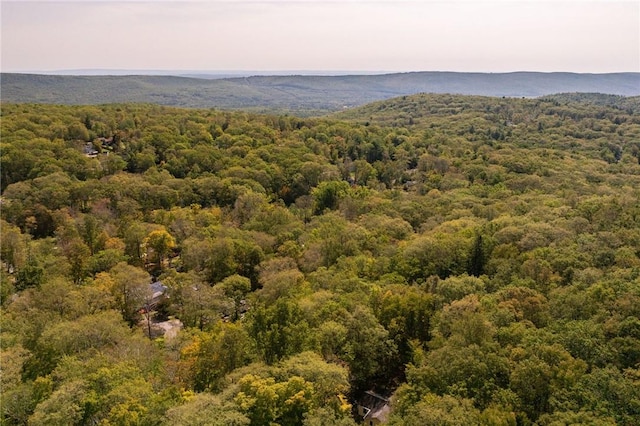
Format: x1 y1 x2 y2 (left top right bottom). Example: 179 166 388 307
3 69 639 77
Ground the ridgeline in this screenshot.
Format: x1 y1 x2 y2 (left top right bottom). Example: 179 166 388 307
2 71 639 115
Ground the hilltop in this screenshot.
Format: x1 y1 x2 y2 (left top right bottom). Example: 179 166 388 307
2 71 639 115
333 92 640 127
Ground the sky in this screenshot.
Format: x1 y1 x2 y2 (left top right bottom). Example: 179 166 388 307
1 0 639 74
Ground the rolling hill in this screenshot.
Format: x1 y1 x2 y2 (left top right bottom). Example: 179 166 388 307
2 91 640 425
2 71 639 115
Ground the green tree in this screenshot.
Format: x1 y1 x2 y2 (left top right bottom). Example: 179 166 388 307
247 299 310 364
343 306 398 392
467 233 486 277
220 274 252 320
37 311 130 359
63 238 91 284
121 222 148 267
303 407 357 426
255 257 305 304
14 253 44 291
172 272 228 330
78 214 106 256
164 393 250 426
28 380 88 426
509 344 587 423
234 374 314 425
277 351 351 414
547 366 640 425
312 180 350 214
389 393 483 426
144 228 176 270
107 262 152 325
0 220 27 273
186 323 254 392
434 274 486 304
373 285 436 365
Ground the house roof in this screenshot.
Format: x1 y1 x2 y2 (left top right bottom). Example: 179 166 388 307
150 281 167 299
360 391 391 423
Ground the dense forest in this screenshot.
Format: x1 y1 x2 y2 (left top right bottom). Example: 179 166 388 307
1 93 640 425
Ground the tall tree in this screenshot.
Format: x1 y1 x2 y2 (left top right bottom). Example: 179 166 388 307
107 262 152 326
467 233 486 277
144 228 176 270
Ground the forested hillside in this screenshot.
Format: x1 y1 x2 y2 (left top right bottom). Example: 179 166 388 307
1 94 640 425
3 72 639 115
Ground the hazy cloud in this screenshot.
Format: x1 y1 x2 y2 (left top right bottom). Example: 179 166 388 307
2 1 638 73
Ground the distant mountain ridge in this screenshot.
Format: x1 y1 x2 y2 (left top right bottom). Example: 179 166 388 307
2 71 638 115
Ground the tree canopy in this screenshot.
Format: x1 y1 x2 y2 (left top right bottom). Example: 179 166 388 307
1 93 639 425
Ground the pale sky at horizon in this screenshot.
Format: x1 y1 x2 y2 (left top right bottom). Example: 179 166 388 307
1 0 639 74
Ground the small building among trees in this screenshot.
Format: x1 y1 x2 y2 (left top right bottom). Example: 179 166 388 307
356 391 391 425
